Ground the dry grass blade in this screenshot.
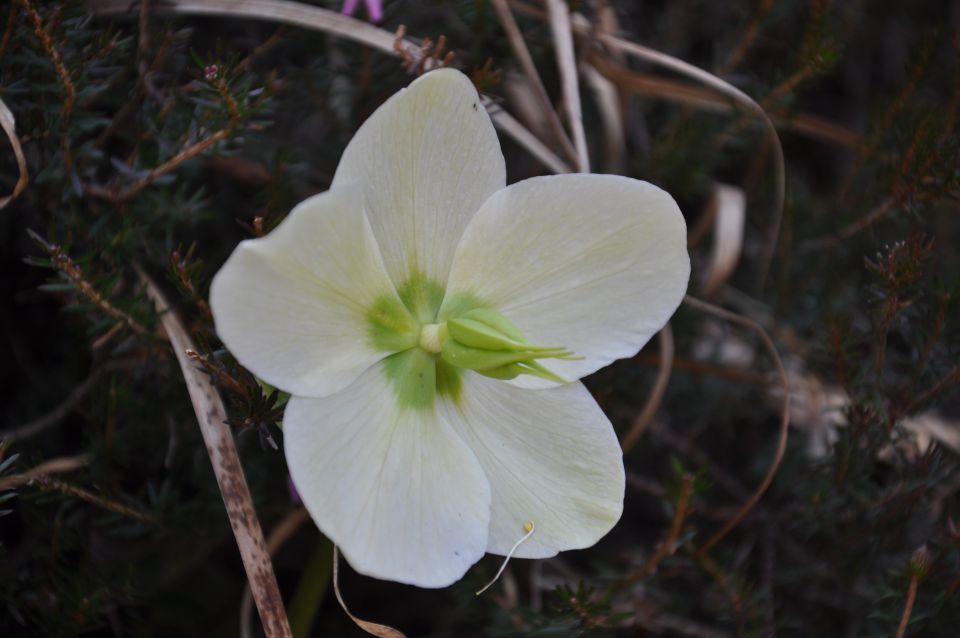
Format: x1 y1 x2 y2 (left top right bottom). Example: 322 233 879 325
588 54 858 147
621 324 674 453
88 0 568 175
489 0 579 164
682 295 790 556
333 546 407 638
0 96 28 210
702 184 747 296
581 62 626 172
546 0 589 171
138 270 292 638
0 454 91 491
484 97 572 173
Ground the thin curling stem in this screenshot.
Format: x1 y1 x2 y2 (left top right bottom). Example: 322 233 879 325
476 521 535 596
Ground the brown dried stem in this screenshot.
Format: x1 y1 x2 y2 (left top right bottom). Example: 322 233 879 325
713 53 828 150
621 324 674 453
635 352 772 386
35 475 155 523
490 0 579 165
0 454 91 491
392 26 455 75
139 269 292 638
895 548 929 638
238 25 289 71
240 508 312 638
90 126 235 203
682 295 790 556
720 0 774 73
895 575 919 638
629 473 694 581
332 546 406 638
800 196 896 251
587 54 858 147
0 96 29 209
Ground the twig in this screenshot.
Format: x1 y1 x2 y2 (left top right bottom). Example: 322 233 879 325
18 0 75 120
799 197 896 251
489 0 579 165
900 367 960 417
714 53 828 150
0 454 91 491
17 0 74 171
33 234 150 337
682 295 790 556
36 475 154 523
1 367 103 443
237 25 289 71
895 547 929 638
545 0 588 171
138 269 292 638
621 324 674 453
240 508 312 638
635 352 772 386
895 575 919 638
629 473 694 581
89 127 235 202
719 0 773 73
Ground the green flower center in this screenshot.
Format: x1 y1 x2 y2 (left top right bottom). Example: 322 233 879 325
366 273 576 411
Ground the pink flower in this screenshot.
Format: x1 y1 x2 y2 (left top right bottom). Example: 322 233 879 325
341 0 383 23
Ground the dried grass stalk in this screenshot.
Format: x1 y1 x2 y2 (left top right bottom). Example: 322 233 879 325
0 96 28 209
139 270 292 638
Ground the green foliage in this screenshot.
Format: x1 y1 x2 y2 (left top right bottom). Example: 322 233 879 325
1 1 959 636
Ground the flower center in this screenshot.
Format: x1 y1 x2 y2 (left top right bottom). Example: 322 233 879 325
366 274 578 410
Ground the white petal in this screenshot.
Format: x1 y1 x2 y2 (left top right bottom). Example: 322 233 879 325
284 362 491 588
332 68 505 286
441 174 690 388
210 188 400 398
440 373 624 557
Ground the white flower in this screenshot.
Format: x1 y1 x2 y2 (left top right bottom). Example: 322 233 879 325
210 69 689 588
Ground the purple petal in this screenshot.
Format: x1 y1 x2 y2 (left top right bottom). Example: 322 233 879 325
364 0 384 22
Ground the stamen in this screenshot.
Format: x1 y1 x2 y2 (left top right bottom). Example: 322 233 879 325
475 520 535 596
